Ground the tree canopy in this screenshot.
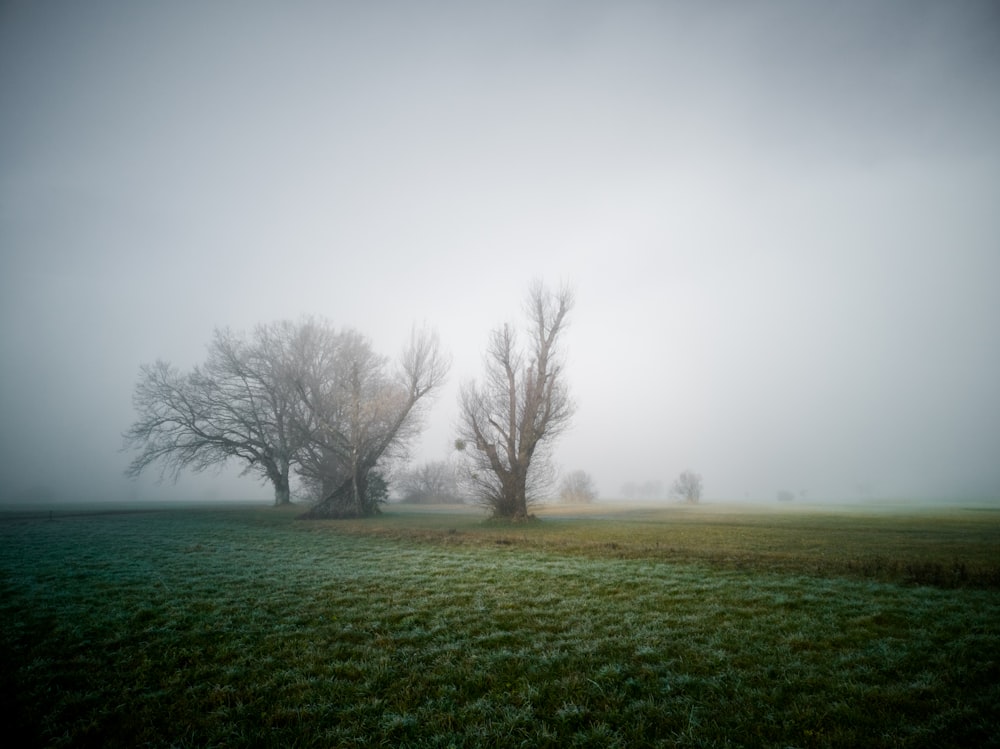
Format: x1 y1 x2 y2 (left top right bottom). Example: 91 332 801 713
124 319 448 516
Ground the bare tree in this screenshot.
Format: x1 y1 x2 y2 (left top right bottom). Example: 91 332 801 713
559 469 598 504
124 319 447 514
123 323 302 505
296 327 449 519
283 324 365 503
672 469 703 504
397 460 463 504
457 282 574 519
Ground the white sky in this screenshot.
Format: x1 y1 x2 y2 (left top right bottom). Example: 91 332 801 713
2 0 999 503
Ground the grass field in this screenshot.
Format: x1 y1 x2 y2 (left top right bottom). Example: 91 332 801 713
1 501 998 747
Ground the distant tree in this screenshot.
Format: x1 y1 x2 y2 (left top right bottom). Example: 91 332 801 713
124 323 303 506
777 489 795 503
671 470 703 504
457 282 574 519
559 470 598 504
397 460 463 504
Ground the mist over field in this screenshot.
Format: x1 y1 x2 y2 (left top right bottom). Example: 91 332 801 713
1 1 998 506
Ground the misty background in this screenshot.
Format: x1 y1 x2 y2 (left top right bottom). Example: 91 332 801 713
2 1 998 505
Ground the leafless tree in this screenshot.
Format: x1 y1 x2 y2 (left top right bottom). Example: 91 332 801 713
124 320 447 514
397 460 463 504
559 469 598 504
672 469 703 504
296 327 449 518
123 323 302 505
457 282 574 519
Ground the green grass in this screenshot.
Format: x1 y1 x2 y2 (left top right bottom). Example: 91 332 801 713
1 502 998 747
331 501 1000 589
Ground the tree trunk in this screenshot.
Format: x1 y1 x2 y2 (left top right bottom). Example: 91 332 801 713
300 470 373 519
273 482 291 506
513 494 528 519
269 464 292 506
487 469 531 520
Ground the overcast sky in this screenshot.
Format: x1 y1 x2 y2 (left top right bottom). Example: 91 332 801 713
2 0 998 504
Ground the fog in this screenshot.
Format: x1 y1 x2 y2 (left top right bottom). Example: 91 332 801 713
2 1 998 505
